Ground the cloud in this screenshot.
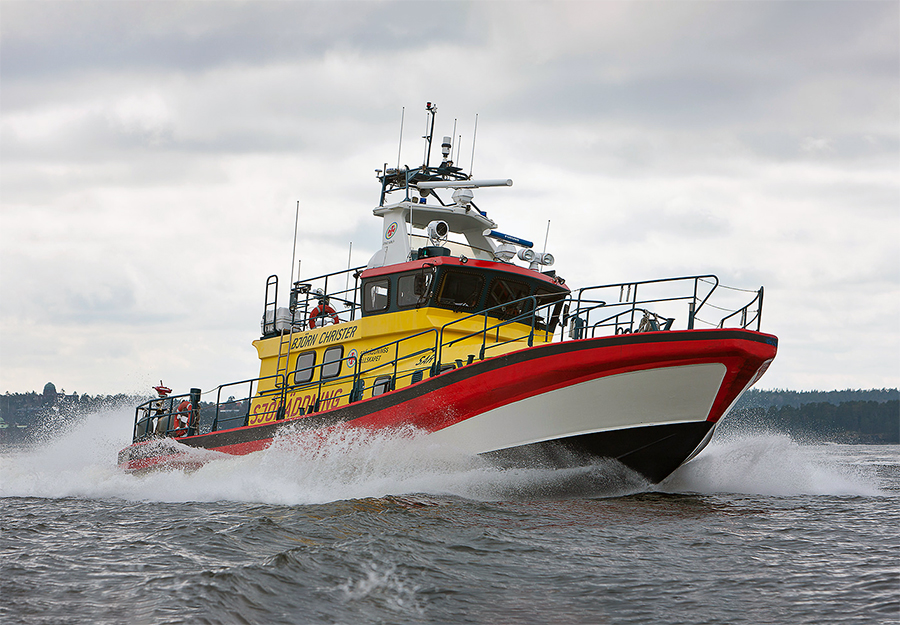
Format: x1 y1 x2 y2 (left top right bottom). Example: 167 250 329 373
1 0 897 394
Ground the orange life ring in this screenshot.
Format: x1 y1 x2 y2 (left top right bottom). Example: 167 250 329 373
309 304 339 328
173 400 192 437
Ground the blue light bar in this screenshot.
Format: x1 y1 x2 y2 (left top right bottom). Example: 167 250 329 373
485 230 534 248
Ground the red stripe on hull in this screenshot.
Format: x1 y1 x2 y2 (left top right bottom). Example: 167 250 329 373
348 331 775 432
119 330 776 471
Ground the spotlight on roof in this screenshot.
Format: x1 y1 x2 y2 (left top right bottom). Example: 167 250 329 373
426 220 449 246
529 252 554 270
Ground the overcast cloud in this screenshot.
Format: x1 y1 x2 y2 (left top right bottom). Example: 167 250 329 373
1 0 897 395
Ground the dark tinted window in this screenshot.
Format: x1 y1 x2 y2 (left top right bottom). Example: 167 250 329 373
293 351 316 384
486 279 532 318
322 346 343 379
363 279 390 313
436 271 484 310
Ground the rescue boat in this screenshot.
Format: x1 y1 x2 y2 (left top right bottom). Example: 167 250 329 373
119 103 777 483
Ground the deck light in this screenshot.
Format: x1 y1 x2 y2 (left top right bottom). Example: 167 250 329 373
427 220 449 246
529 253 554 270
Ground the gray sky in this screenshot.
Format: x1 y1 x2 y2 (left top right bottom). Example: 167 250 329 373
1 0 898 395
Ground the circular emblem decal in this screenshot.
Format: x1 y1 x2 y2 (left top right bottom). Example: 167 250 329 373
347 349 358 369
385 222 398 240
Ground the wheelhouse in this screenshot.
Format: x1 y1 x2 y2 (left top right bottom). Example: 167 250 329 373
359 255 568 328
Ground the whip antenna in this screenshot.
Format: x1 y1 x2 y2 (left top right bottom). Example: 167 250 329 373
450 118 458 164
543 220 551 257
469 113 479 177
345 241 352 292
396 107 405 171
290 200 300 286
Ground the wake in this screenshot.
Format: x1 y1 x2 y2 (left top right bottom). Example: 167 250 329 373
0 407 887 504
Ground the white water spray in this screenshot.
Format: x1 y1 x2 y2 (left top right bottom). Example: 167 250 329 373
0 408 887 504
661 431 885 497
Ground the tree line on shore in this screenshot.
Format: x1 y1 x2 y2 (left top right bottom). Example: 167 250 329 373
721 388 898 444
0 384 147 443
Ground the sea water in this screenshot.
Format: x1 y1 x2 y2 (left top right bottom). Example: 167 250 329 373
1 407 897 624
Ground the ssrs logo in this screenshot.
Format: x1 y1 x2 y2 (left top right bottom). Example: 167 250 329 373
385 222 398 240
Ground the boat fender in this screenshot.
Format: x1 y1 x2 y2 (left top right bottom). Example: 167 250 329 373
309 304 340 328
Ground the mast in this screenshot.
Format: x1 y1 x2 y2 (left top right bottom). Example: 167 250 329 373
423 102 437 169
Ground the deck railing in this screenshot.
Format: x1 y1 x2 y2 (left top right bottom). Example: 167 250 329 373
261 265 366 337
131 273 765 443
565 275 763 339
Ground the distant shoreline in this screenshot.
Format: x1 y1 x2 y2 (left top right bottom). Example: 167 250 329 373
2 388 898 446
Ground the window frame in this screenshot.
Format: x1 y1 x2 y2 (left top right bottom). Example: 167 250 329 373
486 277 533 319
435 270 485 311
363 278 391 314
321 346 344 379
372 375 393 397
396 269 434 308
293 351 317 385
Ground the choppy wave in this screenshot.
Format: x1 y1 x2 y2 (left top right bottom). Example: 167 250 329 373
0 407 888 504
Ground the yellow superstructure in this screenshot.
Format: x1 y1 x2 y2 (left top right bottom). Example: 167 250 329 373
248 306 555 426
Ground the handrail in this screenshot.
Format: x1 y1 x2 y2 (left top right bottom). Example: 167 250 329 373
214 373 286 432
718 286 764 331
132 391 195 441
141 273 767 444
437 292 568 366
356 328 440 381
567 274 762 337
263 265 366 338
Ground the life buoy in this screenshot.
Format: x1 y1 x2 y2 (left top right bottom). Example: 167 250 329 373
309 304 339 328
173 400 192 437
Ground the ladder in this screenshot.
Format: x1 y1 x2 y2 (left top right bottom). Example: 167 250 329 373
264 274 294 388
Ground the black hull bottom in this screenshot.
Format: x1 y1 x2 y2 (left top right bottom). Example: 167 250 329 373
482 421 716 484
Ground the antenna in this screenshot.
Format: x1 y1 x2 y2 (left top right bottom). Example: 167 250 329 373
345 242 352 293
423 102 437 168
290 200 300 287
408 189 414 256
542 220 551 257
469 113 479 177
450 118 458 164
396 107 405 171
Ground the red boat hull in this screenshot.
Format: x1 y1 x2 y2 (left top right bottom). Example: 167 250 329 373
119 329 777 482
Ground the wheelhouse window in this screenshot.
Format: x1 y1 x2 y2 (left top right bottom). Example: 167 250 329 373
436 270 484 311
293 351 316 385
363 279 390 313
486 278 532 319
321 346 343 379
372 376 393 397
397 270 433 308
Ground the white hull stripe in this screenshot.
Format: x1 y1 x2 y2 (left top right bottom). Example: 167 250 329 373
428 363 727 454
